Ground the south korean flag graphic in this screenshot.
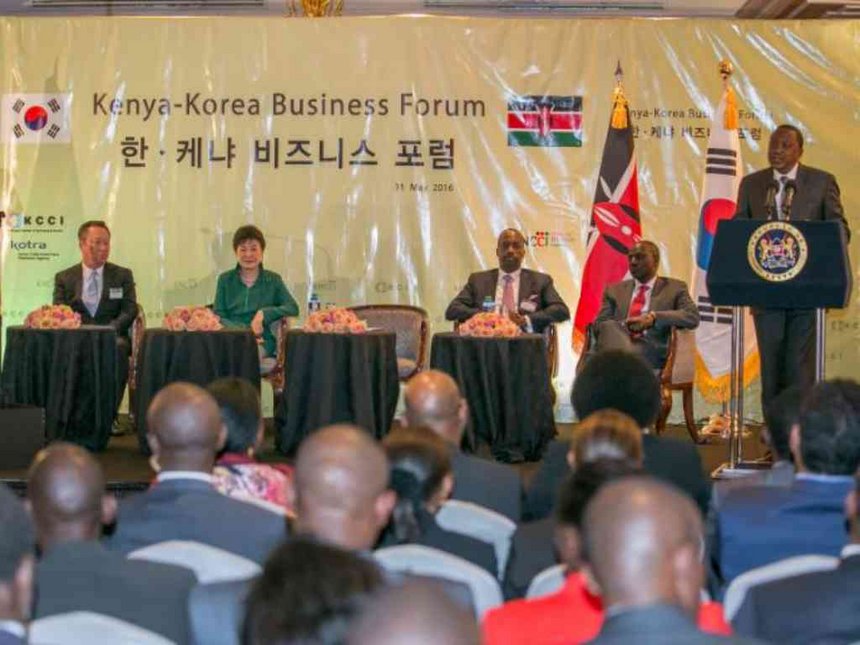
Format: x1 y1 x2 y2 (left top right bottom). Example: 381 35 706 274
1 93 72 144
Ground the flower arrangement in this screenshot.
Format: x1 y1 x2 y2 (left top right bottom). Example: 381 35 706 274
458 312 521 338
163 306 223 332
24 305 81 329
303 307 368 334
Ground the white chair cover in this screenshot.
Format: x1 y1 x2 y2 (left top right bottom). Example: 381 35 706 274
436 499 516 579
128 540 261 584
30 611 175 645
525 564 566 599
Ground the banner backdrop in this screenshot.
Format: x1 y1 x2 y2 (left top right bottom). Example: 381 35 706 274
1 17 858 421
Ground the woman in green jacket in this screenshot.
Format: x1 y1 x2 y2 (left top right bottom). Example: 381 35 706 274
213 225 298 358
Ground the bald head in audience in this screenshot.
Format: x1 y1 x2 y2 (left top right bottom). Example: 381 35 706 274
583 477 704 616
347 580 479 645
292 425 395 551
146 382 226 473
404 370 468 446
28 443 116 551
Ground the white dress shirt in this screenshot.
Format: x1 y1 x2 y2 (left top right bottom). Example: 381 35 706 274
494 268 534 332
773 163 799 218
628 276 657 315
81 264 104 313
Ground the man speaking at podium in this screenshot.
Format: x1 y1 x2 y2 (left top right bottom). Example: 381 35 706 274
735 124 849 411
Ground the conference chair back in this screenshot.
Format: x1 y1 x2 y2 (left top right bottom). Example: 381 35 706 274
128 540 262 584
525 563 566 599
349 305 428 381
30 611 173 645
436 499 516 580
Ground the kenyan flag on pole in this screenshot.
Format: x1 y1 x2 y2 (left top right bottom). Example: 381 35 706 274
507 96 582 147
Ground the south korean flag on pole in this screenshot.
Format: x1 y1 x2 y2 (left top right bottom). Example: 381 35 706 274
1 93 72 144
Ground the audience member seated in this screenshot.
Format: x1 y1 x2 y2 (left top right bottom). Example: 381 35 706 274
486 459 732 644
505 410 644 598
27 443 196 644
525 350 710 521
404 370 523 521
732 466 860 643
108 382 286 566
0 484 34 645
347 580 480 645
242 538 384 645
583 477 753 644
381 427 497 576
207 377 293 515
713 379 860 587
590 240 699 370
213 224 299 362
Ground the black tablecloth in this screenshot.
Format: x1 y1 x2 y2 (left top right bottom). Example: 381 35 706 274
134 329 260 451
1 326 118 451
430 332 555 463
275 330 399 456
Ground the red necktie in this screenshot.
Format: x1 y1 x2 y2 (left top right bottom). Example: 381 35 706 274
629 284 649 318
502 274 516 315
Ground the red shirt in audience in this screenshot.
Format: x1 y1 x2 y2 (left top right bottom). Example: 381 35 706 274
482 572 731 645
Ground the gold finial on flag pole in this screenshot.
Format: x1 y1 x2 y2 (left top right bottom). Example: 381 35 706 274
611 61 629 130
289 0 343 17
719 59 739 130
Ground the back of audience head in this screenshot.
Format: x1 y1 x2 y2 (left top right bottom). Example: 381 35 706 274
0 484 35 624
347 580 479 645
792 379 860 476
572 350 660 429
763 384 802 463
293 425 395 551
582 476 704 617
242 537 383 645
568 409 643 469
403 370 468 446
382 427 452 544
27 442 115 550
555 459 643 573
206 377 263 457
146 382 226 473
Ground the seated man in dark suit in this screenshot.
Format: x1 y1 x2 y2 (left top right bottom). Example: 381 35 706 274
53 220 137 413
108 382 286 564
592 240 699 370
0 484 35 645
732 467 860 644
445 228 569 333
28 443 196 644
404 370 522 521
584 477 752 645
713 379 860 587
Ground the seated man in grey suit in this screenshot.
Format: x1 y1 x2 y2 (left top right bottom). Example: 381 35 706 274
584 477 753 645
108 382 286 564
593 240 699 370
53 220 137 413
404 370 522 521
733 467 860 644
0 485 34 645
445 228 570 333
28 443 196 644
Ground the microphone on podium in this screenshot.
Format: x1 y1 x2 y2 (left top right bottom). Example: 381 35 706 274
764 179 780 220
781 179 797 221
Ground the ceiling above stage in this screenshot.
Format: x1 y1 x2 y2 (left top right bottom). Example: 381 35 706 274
0 0 858 18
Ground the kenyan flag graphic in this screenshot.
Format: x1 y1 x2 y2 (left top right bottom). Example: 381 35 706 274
507 96 582 147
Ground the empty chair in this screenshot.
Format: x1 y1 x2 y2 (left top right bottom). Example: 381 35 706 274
349 305 428 380
436 499 516 580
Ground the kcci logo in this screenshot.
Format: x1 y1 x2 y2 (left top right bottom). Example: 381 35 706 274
2 212 65 230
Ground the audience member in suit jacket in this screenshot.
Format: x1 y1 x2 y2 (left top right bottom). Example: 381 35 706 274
404 370 522 522
525 350 709 523
0 485 34 645
108 383 286 564
713 379 860 587
53 220 137 410
733 472 860 644
734 125 849 414
29 444 196 644
445 228 569 334
584 478 755 645
592 240 699 370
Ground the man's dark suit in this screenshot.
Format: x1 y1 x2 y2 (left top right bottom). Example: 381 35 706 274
713 476 853 586
594 276 699 369
53 262 138 406
732 551 860 644
445 268 570 333
34 540 196 644
734 164 848 411
450 450 522 522
107 477 286 565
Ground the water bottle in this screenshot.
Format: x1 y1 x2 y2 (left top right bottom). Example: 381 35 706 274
308 293 321 313
482 296 496 313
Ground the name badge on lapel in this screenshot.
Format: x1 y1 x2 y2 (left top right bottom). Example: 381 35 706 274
519 295 538 313
109 288 123 300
